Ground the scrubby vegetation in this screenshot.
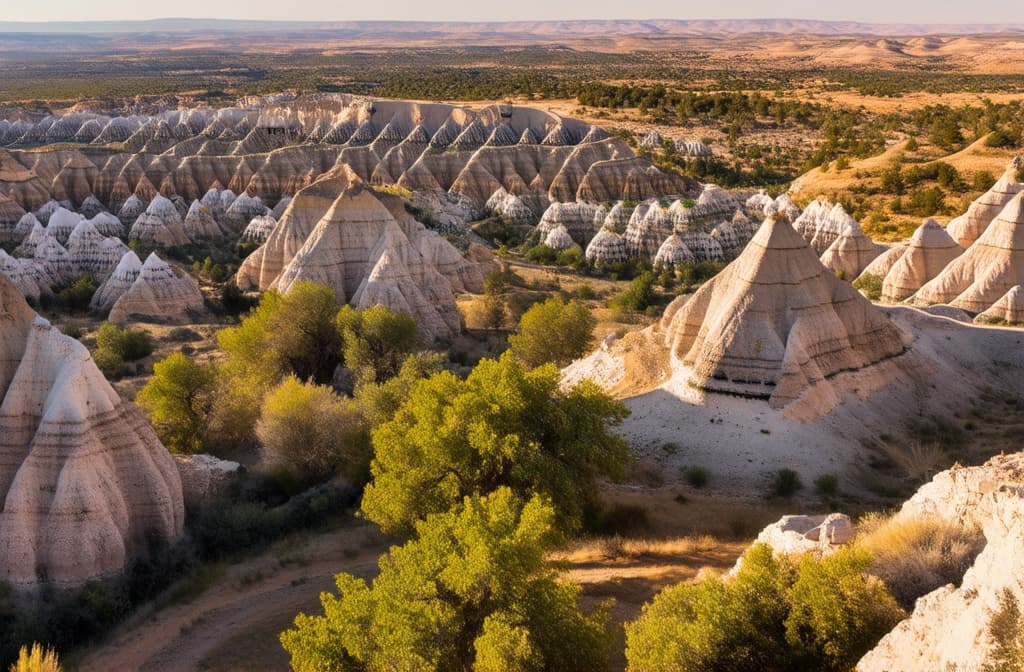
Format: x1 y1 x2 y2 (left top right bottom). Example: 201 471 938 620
91 322 154 378
625 543 904 672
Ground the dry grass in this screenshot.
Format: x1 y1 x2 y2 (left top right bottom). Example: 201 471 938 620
882 441 951 483
561 534 721 562
856 511 985 610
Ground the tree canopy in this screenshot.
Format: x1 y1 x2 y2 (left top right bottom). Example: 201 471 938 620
280 488 612 672
360 353 630 536
336 304 418 385
508 296 596 369
135 352 218 454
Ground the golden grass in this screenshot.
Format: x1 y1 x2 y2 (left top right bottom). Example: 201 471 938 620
9 644 62 672
558 534 721 562
882 441 950 483
856 511 985 610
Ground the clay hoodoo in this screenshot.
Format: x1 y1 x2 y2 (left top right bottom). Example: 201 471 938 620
108 252 205 324
91 250 143 312
543 224 580 252
241 214 277 243
0 195 26 243
912 192 1024 313
0 273 184 584
129 194 191 247
879 219 963 302
974 285 1024 325
944 159 1024 248
585 227 628 265
88 211 125 238
45 207 84 245
653 233 696 269
660 215 906 408
818 220 883 279
65 218 129 282
182 200 222 240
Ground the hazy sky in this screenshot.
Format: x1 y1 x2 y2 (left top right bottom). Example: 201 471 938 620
13 0 1023 24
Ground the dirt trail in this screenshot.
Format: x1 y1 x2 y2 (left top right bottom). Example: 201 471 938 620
73 524 388 672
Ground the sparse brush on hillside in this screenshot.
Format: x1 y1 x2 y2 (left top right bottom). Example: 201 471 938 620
855 511 985 611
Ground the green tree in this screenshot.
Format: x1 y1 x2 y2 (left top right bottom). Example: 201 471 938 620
625 544 904 672
257 376 370 485
136 353 218 454
508 296 596 368
95 322 153 361
361 353 630 535
280 488 612 672
57 275 96 312
354 352 445 428
611 272 657 312
335 304 418 385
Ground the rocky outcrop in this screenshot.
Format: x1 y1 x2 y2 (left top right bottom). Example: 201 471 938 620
108 253 205 324
173 454 243 507
880 219 963 302
912 193 1024 313
975 285 1024 325
0 274 183 584
660 216 907 408
945 159 1024 248
241 168 482 339
858 454 1024 672
819 221 883 279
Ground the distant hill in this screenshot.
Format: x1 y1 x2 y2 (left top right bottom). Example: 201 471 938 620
0 18 1022 37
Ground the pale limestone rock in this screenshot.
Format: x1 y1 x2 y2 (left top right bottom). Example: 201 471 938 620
0 275 183 584
661 216 906 409
108 253 204 324
543 224 579 252
912 193 1024 313
182 200 223 240
241 214 277 243
881 219 963 302
654 233 696 269
585 227 628 265
857 454 1024 672
91 250 142 312
173 454 243 507
975 285 1024 325
945 160 1024 248
819 221 883 279
129 195 190 247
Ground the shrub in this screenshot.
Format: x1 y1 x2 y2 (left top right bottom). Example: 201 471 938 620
858 269 886 297
684 467 709 488
526 243 558 264
56 275 96 313
575 284 597 300
257 376 370 485
624 544 903 672
855 512 985 610
92 347 125 378
984 589 1024 672
508 295 596 368
95 322 153 362
8 643 62 672
973 171 997 192
985 129 1018 148
611 272 657 312
769 468 803 498
814 474 839 497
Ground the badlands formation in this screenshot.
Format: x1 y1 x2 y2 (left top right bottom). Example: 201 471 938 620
564 213 1024 491
0 273 183 584
237 167 485 339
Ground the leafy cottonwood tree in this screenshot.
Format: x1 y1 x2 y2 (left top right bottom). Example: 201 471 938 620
508 296 596 369
136 352 218 454
280 488 612 672
335 304 418 385
257 376 370 485
625 544 904 672
360 353 630 535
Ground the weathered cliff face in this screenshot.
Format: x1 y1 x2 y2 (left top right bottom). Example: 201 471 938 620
0 95 694 218
858 454 1024 672
0 274 184 585
238 167 483 340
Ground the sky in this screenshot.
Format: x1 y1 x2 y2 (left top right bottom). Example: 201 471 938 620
11 0 1024 25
